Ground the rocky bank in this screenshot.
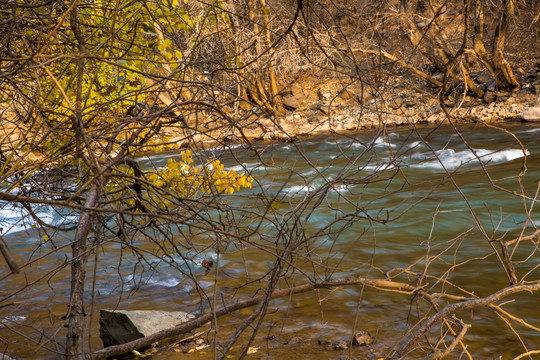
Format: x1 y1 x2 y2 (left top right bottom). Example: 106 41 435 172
164 67 540 149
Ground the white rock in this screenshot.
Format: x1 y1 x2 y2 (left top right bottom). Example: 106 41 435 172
521 106 540 122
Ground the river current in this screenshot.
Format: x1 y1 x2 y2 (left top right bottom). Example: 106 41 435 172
1 121 540 359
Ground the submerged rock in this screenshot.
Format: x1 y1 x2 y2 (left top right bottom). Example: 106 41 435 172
99 309 195 348
352 331 374 346
318 336 348 351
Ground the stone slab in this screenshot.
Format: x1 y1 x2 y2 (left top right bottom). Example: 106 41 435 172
99 309 195 348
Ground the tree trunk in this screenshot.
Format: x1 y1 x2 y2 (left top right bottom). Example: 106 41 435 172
471 0 519 90
399 0 454 73
399 0 484 97
258 0 281 110
66 7 97 358
65 182 101 359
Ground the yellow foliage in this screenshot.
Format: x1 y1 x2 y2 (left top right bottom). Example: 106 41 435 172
148 150 253 197
107 150 253 210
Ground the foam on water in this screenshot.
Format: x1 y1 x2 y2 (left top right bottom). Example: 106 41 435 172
228 162 264 173
0 316 27 328
299 169 317 177
329 184 351 193
519 128 540 134
408 140 425 149
350 142 366 149
146 277 182 288
412 148 529 170
0 202 84 235
283 181 352 195
0 205 27 234
362 162 398 172
285 184 316 193
373 137 396 148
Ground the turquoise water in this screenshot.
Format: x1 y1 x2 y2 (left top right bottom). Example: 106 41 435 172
1 121 540 358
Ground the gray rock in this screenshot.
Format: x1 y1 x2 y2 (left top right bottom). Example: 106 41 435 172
309 101 323 111
473 72 492 85
317 89 332 101
338 88 354 100
524 83 540 95
99 310 195 348
388 96 404 109
483 91 497 104
318 337 348 351
429 104 441 114
282 94 305 111
521 106 540 122
0 354 16 360
443 95 456 107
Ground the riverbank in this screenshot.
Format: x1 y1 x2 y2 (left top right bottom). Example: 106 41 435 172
1 69 539 162
163 71 540 150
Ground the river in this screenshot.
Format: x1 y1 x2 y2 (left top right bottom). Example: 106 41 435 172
1 121 540 359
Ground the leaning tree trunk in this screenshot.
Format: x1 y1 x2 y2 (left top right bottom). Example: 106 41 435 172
258 0 281 110
399 0 454 73
399 0 484 97
471 0 519 90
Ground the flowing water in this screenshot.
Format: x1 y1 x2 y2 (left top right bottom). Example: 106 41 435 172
1 121 540 359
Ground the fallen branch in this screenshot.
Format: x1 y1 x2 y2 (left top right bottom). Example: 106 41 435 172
0 236 19 274
92 275 418 359
95 276 540 359
389 283 540 359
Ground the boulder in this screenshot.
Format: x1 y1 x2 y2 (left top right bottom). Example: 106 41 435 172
282 94 304 111
521 98 540 122
522 106 540 121
483 90 497 104
99 310 195 348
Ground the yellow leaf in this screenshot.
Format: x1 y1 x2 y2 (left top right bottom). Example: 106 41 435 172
269 199 281 214
247 347 258 354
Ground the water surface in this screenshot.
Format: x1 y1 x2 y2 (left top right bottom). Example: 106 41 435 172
1 121 539 358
